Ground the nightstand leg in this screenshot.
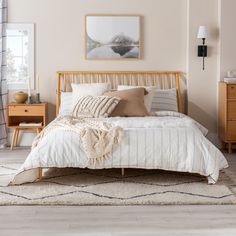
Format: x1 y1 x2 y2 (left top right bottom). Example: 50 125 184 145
228 142 232 154
11 129 16 150
121 168 125 177
14 129 19 147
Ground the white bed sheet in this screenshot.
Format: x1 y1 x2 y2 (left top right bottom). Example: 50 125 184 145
11 111 228 185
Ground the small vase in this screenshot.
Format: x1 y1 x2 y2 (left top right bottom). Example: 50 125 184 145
13 91 28 104
26 96 33 104
35 93 41 104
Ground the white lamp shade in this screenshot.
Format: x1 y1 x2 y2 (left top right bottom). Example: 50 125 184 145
197 26 208 39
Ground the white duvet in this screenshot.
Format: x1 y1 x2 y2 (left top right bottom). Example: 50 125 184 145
11 111 228 185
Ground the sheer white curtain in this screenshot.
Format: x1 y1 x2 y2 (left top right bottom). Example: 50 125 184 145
0 0 7 148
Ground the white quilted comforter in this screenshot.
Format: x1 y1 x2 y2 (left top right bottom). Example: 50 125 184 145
11 111 228 185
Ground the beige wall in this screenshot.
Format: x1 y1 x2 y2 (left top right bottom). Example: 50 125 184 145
220 0 236 80
187 0 219 135
8 0 187 121
8 0 233 145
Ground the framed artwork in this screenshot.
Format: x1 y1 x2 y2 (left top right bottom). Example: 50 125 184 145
85 15 141 60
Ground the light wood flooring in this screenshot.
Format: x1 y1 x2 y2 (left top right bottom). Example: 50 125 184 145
0 147 236 236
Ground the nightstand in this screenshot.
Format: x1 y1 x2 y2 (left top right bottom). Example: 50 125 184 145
7 103 48 150
219 82 236 153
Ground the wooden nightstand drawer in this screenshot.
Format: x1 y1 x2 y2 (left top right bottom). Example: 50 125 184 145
227 121 236 140
8 105 45 116
227 84 236 99
228 101 236 120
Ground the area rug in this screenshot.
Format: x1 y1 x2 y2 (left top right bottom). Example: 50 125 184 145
0 164 236 205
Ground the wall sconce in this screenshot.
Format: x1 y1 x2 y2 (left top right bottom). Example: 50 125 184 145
197 26 208 70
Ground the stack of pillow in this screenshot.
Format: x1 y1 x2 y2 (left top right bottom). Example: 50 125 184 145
59 82 178 118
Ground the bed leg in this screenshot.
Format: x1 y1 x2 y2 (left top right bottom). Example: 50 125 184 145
121 168 125 177
38 167 43 180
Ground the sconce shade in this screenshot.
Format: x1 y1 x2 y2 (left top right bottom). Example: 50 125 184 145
197 26 208 39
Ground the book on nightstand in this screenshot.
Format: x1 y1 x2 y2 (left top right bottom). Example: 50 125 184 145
224 77 236 83
19 122 43 127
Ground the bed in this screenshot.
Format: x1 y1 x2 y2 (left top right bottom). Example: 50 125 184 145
11 71 228 185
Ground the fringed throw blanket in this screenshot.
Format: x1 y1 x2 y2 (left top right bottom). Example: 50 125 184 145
32 115 123 165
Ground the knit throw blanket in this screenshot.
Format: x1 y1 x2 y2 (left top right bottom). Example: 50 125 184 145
32 116 123 165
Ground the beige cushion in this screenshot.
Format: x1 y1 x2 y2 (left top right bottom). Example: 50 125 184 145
104 88 149 117
71 83 111 108
117 85 155 112
73 96 120 118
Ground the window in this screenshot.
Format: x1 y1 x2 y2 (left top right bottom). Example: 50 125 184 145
6 24 34 90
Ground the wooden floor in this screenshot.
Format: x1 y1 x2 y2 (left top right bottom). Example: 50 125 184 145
0 147 236 236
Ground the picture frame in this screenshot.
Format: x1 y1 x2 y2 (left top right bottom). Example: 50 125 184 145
85 15 141 60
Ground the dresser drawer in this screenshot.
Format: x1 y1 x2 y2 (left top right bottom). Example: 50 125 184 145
8 105 45 116
227 84 236 99
228 101 236 120
227 121 236 140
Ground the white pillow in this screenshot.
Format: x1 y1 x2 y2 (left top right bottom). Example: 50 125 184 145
72 83 111 108
59 92 73 116
117 85 155 112
151 88 178 112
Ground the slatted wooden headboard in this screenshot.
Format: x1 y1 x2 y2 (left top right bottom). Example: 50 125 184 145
56 71 182 115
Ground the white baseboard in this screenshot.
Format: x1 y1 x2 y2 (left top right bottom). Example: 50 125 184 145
8 131 36 147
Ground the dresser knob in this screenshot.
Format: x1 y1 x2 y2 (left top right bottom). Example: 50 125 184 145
231 86 234 89
24 109 28 112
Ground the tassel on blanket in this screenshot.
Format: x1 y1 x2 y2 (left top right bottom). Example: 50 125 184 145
80 126 123 166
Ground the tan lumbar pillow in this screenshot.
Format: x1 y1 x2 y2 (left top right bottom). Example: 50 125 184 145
117 85 155 112
103 88 149 117
73 96 120 118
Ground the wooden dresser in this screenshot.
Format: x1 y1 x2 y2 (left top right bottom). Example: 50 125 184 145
7 103 47 150
219 82 236 153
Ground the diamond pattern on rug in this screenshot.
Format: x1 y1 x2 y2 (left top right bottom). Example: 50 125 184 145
0 165 236 205
44 172 120 188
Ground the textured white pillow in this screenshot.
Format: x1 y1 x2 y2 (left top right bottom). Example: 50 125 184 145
117 85 155 112
151 88 178 112
72 83 111 108
59 92 73 116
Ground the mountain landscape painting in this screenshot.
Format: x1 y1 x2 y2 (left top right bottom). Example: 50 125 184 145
86 15 140 59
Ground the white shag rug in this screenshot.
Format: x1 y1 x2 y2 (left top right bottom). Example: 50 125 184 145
0 164 236 205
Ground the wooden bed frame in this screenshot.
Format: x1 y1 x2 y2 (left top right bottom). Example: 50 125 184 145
38 70 183 180
56 70 182 115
